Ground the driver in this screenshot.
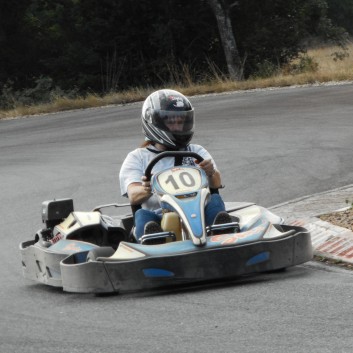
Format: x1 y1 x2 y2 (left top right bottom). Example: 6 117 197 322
119 89 232 241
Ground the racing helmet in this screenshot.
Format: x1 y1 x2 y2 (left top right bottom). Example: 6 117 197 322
141 89 194 149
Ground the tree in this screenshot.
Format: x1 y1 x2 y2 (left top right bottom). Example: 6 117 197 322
326 0 353 34
0 0 33 87
228 0 346 78
1 0 347 104
206 0 243 80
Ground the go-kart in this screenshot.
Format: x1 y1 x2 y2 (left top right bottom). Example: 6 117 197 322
20 151 312 293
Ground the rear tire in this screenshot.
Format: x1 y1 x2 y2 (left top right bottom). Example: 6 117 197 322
87 247 115 261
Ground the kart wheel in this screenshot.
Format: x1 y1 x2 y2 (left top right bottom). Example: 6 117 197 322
272 267 287 273
265 267 287 274
87 247 115 261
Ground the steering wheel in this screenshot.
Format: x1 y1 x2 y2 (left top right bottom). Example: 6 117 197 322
144 151 204 181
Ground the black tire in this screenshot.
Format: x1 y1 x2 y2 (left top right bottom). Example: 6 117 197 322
265 267 287 274
87 247 115 262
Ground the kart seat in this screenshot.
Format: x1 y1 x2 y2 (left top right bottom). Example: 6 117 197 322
161 212 182 241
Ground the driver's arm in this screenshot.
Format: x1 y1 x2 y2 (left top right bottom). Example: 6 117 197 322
207 169 222 189
197 159 222 189
127 177 152 205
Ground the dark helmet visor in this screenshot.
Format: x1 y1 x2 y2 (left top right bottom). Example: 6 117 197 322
153 110 194 133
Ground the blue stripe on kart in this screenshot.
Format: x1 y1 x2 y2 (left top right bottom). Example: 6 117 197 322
246 251 270 266
143 268 175 278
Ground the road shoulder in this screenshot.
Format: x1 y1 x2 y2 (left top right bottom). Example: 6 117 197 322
270 184 353 267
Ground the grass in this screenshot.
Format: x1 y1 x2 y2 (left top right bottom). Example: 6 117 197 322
1 43 353 120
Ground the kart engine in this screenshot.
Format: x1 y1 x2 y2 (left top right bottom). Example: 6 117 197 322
42 199 74 228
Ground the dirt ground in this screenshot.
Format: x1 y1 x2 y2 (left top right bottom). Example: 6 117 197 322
316 207 353 270
319 207 353 231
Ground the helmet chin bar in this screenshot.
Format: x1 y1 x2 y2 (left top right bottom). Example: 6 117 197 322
158 131 194 150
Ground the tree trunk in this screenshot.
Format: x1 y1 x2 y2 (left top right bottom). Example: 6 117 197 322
207 0 243 80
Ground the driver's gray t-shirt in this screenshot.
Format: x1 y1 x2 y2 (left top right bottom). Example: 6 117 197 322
119 144 216 211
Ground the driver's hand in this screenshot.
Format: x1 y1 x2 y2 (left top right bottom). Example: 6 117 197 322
195 159 216 178
141 175 152 194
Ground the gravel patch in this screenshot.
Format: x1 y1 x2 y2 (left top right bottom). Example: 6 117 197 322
319 207 353 231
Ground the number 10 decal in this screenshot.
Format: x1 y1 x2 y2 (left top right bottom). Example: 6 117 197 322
165 172 196 190
157 168 202 194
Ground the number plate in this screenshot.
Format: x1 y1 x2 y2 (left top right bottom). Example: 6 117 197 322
156 167 202 195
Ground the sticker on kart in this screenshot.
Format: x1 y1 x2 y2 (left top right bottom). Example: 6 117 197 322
156 167 203 195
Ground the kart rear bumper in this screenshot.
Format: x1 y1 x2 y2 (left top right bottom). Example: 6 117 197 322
20 239 98 287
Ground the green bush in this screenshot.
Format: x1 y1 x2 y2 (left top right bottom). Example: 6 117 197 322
251 60 280 79
0 77 78 109
287 55 319 75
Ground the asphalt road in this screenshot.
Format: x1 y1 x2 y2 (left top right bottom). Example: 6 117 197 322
1 83 353 353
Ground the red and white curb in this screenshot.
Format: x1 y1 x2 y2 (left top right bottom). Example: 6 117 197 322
289 218 353 264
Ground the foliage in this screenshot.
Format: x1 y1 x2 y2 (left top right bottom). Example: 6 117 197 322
0 77 78 109
286 55 319 75
229 0 346 78
19 0 221 91
326 0 353 35
251 61 280 79
0 0 34 88
0 0 350 109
